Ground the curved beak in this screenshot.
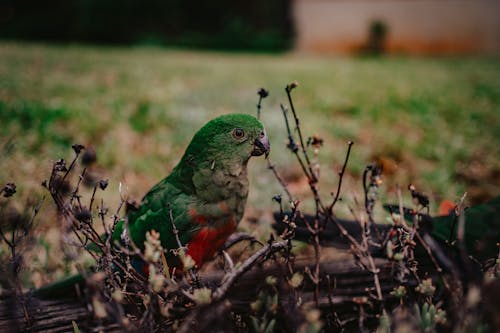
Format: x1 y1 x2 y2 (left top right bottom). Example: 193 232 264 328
252 132 270 158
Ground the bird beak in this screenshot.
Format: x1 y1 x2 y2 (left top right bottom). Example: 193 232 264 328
252 132 270 158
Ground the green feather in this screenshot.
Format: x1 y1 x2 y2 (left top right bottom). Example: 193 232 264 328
33 274 85 299
384 196 500 260
431 196 500 260
114 113 267 256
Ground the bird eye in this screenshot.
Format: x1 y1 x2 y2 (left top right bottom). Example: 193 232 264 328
232 128 245 139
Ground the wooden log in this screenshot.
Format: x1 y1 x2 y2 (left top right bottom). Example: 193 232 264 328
0 258 411 332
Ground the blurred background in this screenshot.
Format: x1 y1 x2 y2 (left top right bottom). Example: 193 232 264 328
1 0 499 53
0 0 499 284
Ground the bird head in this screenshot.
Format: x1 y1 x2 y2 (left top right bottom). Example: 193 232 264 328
185 114 270 166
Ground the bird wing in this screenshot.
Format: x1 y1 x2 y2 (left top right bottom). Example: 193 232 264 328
114 177 198 253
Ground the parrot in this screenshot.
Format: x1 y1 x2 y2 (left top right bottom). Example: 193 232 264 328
114 113 270 269
35 113 270 298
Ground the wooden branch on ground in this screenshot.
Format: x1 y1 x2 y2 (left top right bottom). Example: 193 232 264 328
0 257 419 332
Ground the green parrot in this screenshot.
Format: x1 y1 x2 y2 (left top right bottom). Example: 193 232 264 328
35 113 269 297
114 113 270 270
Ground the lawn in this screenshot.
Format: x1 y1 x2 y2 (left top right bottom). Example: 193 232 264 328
0 42 499 283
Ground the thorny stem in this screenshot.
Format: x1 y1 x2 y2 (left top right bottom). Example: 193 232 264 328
111 197 125 229
253 88 296 209
347 208 383 304
281 92 332 226
256 87 268 120
278 87 386 307
168 204 199 285
329 141 354 213
266 159 294 202
358 304 367 333
223 232 263 250
396 186 409 228
312 224 321 306
10 218 16 258
360 168 385 304
280 104 310 180
61 149 82 183
366 253 383 301
407 187 447 277
0 225 13 248
257 95 263 120
303 213 321 307
363 165 380 227
281 86 382 308
46 148 147 290
11 197 45 306
455 192 472 285
255 89 295 203
169 204 184 251
0 193 44 329
456 192 468 247
285 85 316 183
395 186 448 287
325 274 337 326
103 196 126 257
177 240 289 333
89 183 98 212
28 197 45 230
213 240 288 301
69 168 87 206
414 232 443 274
281 103 294 139
99 199 109 236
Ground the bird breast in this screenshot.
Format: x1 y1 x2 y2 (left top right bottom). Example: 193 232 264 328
193 165 249 203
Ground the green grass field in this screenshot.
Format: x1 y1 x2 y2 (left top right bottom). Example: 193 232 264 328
1 42 499 283
2 42 498 204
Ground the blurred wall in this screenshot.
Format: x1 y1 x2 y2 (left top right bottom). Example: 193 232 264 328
294 0 500 54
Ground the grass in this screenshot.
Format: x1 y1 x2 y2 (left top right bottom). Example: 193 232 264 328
0 43 499 283
1 42 499 201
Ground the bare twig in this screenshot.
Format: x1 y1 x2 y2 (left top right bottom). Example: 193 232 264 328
221 250 234 272
213 240 288 301
396 186 409 228
223 232 262 250
256 88 269 120
266 159 294 202
168 204 199 285
456 192 468 246
285 82 316 183
329 141 354 213
0 225 13 248
61 146 82 183
280 104 310 179
168 204 185 252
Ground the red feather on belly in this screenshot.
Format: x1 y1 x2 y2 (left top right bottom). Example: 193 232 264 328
187 218 237 267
